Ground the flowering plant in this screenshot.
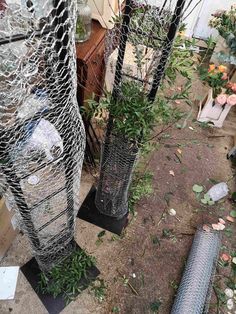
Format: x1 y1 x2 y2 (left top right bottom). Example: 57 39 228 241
200 64 228 97
209 5 236 55
215 93 236 106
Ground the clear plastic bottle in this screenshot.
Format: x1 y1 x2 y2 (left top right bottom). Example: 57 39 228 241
75 0 91 43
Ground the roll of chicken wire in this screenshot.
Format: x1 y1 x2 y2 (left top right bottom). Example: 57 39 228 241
171 227 221 314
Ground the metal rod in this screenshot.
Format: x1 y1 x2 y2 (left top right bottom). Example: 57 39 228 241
148 0 186 102
0 28 52 46
112 0 134 101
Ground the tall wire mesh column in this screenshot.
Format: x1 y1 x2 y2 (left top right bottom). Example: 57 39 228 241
95 0 186 220
0 0 85 272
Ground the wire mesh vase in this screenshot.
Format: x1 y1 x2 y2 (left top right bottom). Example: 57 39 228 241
95 133 139 219
0 0 85 272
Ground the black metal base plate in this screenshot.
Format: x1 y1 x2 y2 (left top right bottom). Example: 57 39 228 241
20 245 100 314
77 186 129 235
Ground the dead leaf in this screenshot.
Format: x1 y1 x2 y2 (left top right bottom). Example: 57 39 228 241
169 170 175 177
212 223 221 231
218 218 226 225
226 216 235 223
221 253 231 262
203 224 211 232
217 223 225 230
177 149 182 155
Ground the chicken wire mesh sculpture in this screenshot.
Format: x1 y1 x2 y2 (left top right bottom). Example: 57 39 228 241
94 0 198 219
0 0 85 272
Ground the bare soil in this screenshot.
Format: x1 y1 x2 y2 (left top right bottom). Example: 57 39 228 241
1 85 236 314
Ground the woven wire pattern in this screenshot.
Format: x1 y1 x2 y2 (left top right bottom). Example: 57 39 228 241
171 228 221 314
0 0 85 271
95 133 138 219
96 0 200 218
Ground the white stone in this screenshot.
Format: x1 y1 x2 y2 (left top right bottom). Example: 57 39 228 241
232 257 236 265
168 208 176 216
225 288 234 298
227 299 234 310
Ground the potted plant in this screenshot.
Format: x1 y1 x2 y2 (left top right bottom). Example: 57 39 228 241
87 80 179 219
198 64 236 127
209 5 236 65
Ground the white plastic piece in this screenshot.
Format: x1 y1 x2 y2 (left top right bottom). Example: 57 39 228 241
0 267 19 300
227 299 234 310
207 182 229 202
197 89 232 128
168 208 177 216
225 288 234 299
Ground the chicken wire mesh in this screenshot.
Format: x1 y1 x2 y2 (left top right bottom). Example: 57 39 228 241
171 227 221 314
95 133 138 219
0 0 85 272
94 0 201 218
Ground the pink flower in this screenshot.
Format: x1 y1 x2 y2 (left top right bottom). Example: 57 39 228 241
221 72 228 80
227 94 236 106
215 94 227 105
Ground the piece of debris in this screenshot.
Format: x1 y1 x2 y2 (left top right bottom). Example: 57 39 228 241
221 253 231 262
218 218 226 225
0 267 19 300
168 208 177 216
225 288 234 298
203 224 211 232
177 149 182 155
226 215 235 223
189 126 194 131
169 170 175 177
207 182 229 202
232 257 236 265
226 298 234 310
212 223 225 231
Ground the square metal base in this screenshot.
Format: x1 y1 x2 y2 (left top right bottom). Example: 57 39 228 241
20 245 100 314
77 186 129 235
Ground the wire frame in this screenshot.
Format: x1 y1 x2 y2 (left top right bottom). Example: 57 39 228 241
0 0 85 272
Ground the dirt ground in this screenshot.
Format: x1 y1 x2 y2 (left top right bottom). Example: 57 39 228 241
1 80 236 314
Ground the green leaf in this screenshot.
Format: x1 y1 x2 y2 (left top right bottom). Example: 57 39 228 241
230 210 236 218
192 184 204 193
201 198 208 205
97 230 106 238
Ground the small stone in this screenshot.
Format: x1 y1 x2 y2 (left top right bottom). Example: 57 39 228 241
227 299 234 310
132 273 136 278
168 208 176 216
225 288 234 298
232 257 236 265
212 223 221 230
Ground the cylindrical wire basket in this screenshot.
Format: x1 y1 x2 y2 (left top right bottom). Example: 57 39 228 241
95 133 139 219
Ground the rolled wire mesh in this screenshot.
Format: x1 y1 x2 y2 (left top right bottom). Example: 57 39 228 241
171 227 221 314
0 0 85 272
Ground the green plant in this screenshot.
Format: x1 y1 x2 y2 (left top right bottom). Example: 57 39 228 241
112 306 121 313
90 278 107 303
38 249 96 304
128 171 153 216
150 299 162 313
199 64 228 97
164 29 195 85
209 5 236 55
